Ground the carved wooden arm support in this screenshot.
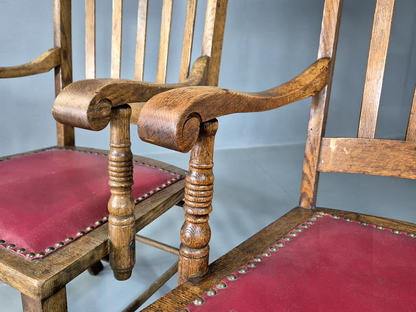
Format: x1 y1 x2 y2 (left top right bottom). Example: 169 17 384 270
51 56 208 281
52 55 209 131
137 58 331 153
0 48 61 78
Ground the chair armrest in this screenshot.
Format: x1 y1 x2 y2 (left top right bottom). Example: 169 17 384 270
52 55 209 131
0 48 61 78
137 58 331 153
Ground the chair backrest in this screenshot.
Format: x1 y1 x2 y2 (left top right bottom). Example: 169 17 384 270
54 0 228 146
299 0 415 208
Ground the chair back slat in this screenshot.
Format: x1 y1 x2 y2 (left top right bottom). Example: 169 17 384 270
85 0 96 79
357 0 395 139
179 0 198 83
156 0 174 83
111 0 123 79
82 0 227 83
299 0 344 209
54 0 75 146
202 0 227 86
134 0 148 81
405 86 416 141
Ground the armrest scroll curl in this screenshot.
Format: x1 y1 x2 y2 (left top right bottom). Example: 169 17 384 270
52 55 209 131
138 58 331 153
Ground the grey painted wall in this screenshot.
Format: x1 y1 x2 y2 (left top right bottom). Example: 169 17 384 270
1 0 416 157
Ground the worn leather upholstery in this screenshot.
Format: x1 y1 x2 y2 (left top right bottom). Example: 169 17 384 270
0 148 183 260
186 214 416 311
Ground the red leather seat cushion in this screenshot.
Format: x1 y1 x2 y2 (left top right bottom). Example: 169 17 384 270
0 149 183 260
186 214 416 311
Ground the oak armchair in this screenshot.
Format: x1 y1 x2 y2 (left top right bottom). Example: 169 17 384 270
0 0 227 311
137 0 416 310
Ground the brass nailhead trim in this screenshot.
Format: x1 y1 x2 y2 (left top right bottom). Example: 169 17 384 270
237 267 248 274
206 289 217 296
262 251 271 257
247 262 257 268
193 297 204 306
216 282 227 289
227 274 237 280
269 246 278 252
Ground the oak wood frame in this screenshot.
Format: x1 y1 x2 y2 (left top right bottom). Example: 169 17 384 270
1 0 229 310
137 0 416 310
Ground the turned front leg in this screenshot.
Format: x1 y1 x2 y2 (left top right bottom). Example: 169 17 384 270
108 105 135 281
178 119 218 284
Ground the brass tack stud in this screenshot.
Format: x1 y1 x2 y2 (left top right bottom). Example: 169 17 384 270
159 168 164 171
276 242 285 247
407 233 415 238
86 226 95 231
36 252 46 257
45 247 55 253
295 228 303 232
310 217 317 221
55 242 64 247
162 183 168 187
344 218 352 222
318 211 325 215
144 193 151 197
253 256 263 262
360 222 368 226
149 190 156 194
283 236 292 241
289 232 298 237
206 289 217 296
167 180 173 184
376 226 384 230
331 215 340 219
171 172 176 175
26 253 36 259
262 251 271 257
216 282 227 289
65 237 74 242
156 187 162 191
238 267 248 274
165 170 171 173
0 240 6 245
314 214 322 218
6 244 16 249
193 297 204 306
138 196 145 201
247 262 257 268
306 221 314 225
269 246 278 252
393 230 401 235
227 274 238 280
301 224 310 228
77 231 86 236
95 220 103 226
16 248 26 253
102 216 108 221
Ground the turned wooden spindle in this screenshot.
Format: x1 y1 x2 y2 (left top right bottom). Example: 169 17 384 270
178 119 218 284
108 104 136 281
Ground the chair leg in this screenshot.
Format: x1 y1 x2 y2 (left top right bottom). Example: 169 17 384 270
87 260 104 276
21 286 68 312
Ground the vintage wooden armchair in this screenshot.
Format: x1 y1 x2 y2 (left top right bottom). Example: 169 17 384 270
136 0 416 310
0 0 227 311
